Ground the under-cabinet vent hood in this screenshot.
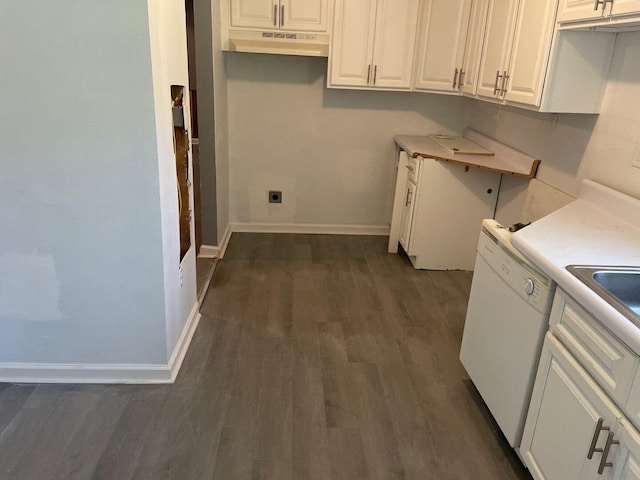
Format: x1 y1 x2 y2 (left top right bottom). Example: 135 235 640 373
560 15 640 32
226 29 329 57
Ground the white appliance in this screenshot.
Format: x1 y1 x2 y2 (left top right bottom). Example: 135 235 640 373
460 219 555 449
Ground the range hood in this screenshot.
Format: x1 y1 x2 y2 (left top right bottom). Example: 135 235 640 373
559 14 640 32
226 29 329 57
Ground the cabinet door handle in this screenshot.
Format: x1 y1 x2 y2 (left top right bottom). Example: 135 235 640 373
405 189 413 206
598 431 620 474
453 68 459 90
501 70 509 96
493 70 503 95
367 65 371 84
587 418 611 459
405 165 414 172
281 5 284 27
594 0 604 10
458 69 465 90
274 4 278 26
373 65 378 85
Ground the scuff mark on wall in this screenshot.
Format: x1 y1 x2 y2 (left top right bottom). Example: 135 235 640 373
0 251 63 322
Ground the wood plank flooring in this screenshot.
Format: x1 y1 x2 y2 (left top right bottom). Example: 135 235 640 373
0 234 531 480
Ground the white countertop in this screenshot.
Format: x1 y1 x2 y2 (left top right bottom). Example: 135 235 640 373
512 180 640 353
395 129 540 178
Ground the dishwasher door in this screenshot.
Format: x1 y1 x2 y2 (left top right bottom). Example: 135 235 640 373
460 245 548 448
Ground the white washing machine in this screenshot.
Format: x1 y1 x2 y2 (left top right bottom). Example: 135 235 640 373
460 219 555 449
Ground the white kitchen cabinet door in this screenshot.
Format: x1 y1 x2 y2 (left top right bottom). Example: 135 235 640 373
609 420 640 480
408 160 499 270
503 0 557 107
521 333 622 480
329 0 377 87
610 0 640 17
231 0 278 29
460 0 490 96
280 0 329 32
557 0 611 22
399 180 416 253
413 0 472 92
371 0 420 89
475 0 519 100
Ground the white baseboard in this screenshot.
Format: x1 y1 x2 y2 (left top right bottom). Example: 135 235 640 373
0 302 202 384
231 222 390 236
218 223 233 258
167 300 201 382
198 244 219 258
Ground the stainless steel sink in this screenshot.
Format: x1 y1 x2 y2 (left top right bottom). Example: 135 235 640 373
567 266 640 324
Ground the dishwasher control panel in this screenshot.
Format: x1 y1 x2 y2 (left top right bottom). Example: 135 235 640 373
477 221 555 314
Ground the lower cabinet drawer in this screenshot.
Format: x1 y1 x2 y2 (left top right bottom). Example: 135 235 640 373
550 289 639 408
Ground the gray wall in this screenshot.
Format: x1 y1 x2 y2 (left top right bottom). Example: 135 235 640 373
193 0 218 245
225 54 470 227
0 0 167 364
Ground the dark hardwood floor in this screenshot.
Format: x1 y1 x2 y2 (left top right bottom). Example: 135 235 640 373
0 234 531 480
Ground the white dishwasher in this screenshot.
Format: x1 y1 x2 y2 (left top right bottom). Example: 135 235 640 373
460 219 555 450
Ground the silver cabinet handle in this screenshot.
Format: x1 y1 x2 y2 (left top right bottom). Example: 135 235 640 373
405 189 413 206
598 431 619 474
501 70 509 96
373 65 378 85
281 4 284 27
588 418 611 459
493 70 503 95
594 0 604 10
458 69 465 90
367 65 371 84
274 4 278 26
453 68 459 89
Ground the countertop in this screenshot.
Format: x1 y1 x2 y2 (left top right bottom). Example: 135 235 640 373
512 180 640 353
395 129 540 178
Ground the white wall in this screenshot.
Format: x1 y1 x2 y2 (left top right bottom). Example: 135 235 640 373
225 54 469 227
468 31 640 223
0 0 167 365
147 0 199 361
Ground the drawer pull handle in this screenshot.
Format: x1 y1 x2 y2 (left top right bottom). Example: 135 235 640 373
493 70 503 95
587 418 610 459
597 431 619 474
405 189 413 206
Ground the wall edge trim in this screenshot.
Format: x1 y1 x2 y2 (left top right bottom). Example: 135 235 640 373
231 223 391 236
0 303 202 385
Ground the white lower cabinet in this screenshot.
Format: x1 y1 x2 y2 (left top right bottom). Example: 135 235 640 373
521 333 623 480
398 179 416 252
391 153 499 270
610 420 640 480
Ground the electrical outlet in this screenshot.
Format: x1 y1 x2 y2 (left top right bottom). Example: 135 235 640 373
269 190 282 204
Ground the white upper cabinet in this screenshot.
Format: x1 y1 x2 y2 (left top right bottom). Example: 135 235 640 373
232 0 277 29
329 0 419 90
557 0 611 23
413 0 472 93
557 0 640 23
503 0 558 106
231 0 328 31
280 0 329 31
476 0 519 100
329 0 377 87
610 0 640 16
460 0 490 96
372 0 420 88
